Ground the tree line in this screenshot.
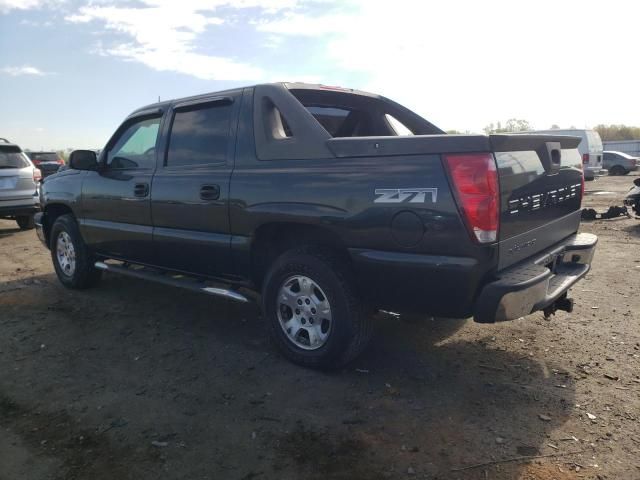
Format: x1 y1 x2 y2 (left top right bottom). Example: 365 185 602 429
592 125 640 141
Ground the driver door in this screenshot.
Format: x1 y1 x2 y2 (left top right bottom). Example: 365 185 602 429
80 113 162 263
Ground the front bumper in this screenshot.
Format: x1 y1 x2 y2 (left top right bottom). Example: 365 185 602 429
474 232 597 323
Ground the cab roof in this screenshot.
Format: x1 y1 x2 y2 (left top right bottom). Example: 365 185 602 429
128 82 381 118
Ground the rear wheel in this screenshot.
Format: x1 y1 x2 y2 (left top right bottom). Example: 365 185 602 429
262 247 372 369
609 165 628 176
50 214 102 289
16 215 35 230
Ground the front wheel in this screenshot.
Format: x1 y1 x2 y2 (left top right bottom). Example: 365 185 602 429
16 215 35 230
50 214 102 289
262 247 372 369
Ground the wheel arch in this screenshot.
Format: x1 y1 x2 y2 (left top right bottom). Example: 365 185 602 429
609 164 628 175
250 222 351 289
43 203 74 246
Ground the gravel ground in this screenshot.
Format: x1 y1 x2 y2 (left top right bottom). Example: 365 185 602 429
1 173 639 480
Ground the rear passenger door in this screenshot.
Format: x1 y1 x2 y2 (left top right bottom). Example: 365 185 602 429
151 94 239 277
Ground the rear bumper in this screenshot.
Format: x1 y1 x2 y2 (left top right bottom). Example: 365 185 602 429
0 203 40 218
39 166 62 177
349 248 488 318
474 232 597 323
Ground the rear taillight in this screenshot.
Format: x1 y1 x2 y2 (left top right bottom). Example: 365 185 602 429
33 168 42 182
57 158 65 165
582 153 589 164
444 153 499 243
32 159 42 165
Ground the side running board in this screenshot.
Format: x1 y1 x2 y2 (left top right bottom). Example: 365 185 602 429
94 261 249 303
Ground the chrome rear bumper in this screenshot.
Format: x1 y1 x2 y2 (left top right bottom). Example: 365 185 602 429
474 232 597 323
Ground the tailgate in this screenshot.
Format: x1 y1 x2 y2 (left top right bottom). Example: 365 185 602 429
0 168 36 201
491 134 583 270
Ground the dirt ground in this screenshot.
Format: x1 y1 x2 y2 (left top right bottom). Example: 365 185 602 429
1 173 639 480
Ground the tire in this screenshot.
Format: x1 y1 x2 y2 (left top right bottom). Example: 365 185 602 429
50 214 102 289
262 247 372 369
609 165 628 176
16 215 35 230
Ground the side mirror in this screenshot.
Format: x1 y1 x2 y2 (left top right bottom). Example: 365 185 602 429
634 178 640 187
69 150 98 171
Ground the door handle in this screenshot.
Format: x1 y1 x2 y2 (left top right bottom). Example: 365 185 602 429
200 184 220 201
134 183 149 197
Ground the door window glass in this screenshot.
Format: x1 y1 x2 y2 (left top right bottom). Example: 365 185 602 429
107 117 160 169
167 102 232 166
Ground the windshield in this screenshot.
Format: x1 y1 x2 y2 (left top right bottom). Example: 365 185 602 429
0 146 30 168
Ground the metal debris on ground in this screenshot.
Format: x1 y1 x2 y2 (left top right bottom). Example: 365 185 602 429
581 206 631 220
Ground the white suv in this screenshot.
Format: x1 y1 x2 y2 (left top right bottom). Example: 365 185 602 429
0 142 42 230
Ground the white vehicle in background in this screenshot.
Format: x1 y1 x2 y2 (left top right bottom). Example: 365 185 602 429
527 129 605 180
0 142 42 230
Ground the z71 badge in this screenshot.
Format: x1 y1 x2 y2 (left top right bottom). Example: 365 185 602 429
374 188 438 204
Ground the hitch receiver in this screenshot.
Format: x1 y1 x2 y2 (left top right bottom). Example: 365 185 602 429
543 294 574 319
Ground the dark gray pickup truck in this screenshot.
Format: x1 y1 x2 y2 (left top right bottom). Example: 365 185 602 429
35 83 597 368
